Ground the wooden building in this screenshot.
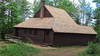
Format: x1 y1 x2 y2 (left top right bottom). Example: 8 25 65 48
14 0 97 46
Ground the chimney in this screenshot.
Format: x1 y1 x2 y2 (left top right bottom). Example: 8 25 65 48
40 0 45 18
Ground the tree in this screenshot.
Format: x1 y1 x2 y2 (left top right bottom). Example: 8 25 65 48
93 0 100 42
0 0 28 40
77 0 93 26
78 0 87 25
85 3 93 26
93 0 100 3
94 8 100 26
33 0 41 14
45 0 53 6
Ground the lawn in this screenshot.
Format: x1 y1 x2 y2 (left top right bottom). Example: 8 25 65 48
0 41 41 56
0 41 86 56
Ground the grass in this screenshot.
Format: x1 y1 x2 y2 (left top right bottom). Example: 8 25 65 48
0 43 41 56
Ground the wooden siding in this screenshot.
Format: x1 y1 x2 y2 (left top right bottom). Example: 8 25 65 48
53 33 96 46
15 28 53 45
14 28 96 46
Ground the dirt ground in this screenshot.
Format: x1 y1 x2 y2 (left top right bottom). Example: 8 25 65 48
30 44 86 56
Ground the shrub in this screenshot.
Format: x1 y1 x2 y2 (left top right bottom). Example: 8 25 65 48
86 42 97 54
0 44 41 56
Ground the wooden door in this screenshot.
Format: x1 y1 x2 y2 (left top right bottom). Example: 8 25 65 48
43 31 52 45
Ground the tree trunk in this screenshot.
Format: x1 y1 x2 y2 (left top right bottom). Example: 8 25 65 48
83 12 86 26
85 17 90 26
54 0 57 6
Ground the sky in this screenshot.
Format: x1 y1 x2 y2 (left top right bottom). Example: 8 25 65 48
27 0 96 9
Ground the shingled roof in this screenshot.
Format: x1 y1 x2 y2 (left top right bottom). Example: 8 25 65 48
14 5 97 34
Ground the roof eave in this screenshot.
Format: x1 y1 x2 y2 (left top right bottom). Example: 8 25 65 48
54 31 97 35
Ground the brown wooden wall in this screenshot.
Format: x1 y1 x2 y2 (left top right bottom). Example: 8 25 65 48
15 28 96 46
53 33 96 46
15 28 54 45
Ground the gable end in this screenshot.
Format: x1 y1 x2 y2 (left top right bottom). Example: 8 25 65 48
34 6 53 18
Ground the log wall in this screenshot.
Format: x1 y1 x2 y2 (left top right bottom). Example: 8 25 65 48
53 33 96 46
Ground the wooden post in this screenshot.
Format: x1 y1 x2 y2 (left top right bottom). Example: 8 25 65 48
40 0 45 18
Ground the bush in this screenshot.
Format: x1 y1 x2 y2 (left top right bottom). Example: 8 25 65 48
86 42 97 54
0 44 41 56
96 35 100 43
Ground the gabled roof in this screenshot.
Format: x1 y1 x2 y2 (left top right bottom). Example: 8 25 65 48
14 5 97 34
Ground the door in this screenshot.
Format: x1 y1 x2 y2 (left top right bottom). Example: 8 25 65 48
43 30 51 45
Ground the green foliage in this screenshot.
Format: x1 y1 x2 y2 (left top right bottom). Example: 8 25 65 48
0 44 40 56
94 8 100 19
80 43 100 56
45 0 54 6
33 0 41 14
93 0 100 3
95 27 100 43
15 18 24 24
0 0 28 40
86 42 97 54
93 0 100 43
